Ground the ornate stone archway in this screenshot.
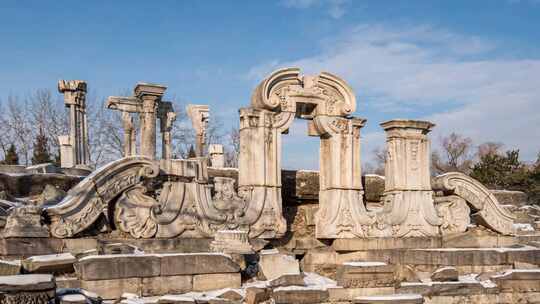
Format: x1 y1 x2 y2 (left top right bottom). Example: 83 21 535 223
238 67 373 239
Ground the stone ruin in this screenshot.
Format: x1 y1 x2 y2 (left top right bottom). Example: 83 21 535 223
0 67 539 304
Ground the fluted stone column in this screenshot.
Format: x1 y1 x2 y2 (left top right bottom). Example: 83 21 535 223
158 101 176 160
107 83 167 160
58 80 89 168
379 119 442 237
186 104 209 157
121 112 137 157
135 83 166 159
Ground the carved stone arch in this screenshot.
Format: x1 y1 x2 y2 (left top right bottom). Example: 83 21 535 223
250 67 356 117
239 67 371 239
45 156 159 238
432 172 516 235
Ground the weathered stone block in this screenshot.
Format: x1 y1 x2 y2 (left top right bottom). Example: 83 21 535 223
75 254 160 280
328 287 395 302
272 288 329 304
0 260 20 276
259 249 300 281
159 253 240 276
192 273 241 291
354 293 424 303
0 274 55 292
430 267 458 282
269 274 306 287
217 289 243 301
0 237 63 256
397 281 496 296
141 275 192 296
22 253 76 274
62 238 98 255
158 295 196 303
55 277 81 289
245 287 271 304
490 190 528 207
80 277 141 300
336 262 396 288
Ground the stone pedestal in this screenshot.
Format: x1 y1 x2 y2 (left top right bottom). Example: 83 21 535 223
379 120 441 237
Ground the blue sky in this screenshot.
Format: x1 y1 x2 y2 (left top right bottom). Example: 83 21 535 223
1 0 539 169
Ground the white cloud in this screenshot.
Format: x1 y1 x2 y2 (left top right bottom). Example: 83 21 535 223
281 0 351 19
248 24 540 165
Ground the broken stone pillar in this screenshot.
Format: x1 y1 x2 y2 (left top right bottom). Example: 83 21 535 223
107 83 167 160
121 112 137 157
209 144 224 168
58 80 89 169
379 119 442 237
158 102 176 160
186 104 209 157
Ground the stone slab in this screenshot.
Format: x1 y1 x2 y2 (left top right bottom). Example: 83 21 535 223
192 273 241 291
55 277 81 289
22 253 76 274
328 287 395 302
0 237 63 256
142 275 192 296
337 262 396 288
159 253 240 276
0 274 55 292
272 288 329 304
354 293 424 304
75 254 161 280
0 259 20 275
332 237 442 252
80 277 141 300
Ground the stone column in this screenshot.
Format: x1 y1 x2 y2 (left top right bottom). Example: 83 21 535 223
237 108 292 238
158 101 176 160
379 119 442 237
310 116 374 238
58 80 88 168
186 104 209 157
209 144 225 168
135 83 166 159
121 112 136 157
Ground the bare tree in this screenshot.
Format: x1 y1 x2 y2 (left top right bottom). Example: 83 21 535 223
477 142 504 158
224 126 240 167
432 132 474 175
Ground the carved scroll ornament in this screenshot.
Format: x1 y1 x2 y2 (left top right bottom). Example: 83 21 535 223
432 172 516 235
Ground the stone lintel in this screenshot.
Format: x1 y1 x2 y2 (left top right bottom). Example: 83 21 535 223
134 82 167 98
106 96 142 113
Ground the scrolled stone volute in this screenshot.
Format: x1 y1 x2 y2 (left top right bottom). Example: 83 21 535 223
432 172 516 235
250 67 356 117
45 156 159 238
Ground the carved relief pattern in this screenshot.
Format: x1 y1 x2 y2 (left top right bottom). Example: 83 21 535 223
435 195 471 235
432 172 516 235
45 157 159 238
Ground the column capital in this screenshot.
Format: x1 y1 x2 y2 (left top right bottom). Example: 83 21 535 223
134 82 167 99
58 80 87 106
380 119 435 133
